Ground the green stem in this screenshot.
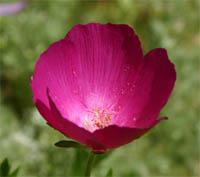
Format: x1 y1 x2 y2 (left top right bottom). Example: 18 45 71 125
85 153 95 177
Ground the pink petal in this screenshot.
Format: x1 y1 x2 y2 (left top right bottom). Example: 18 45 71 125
94 117 167 149
31 39 86 128
46 90 106 151
34 87 106 151
115 48 176 128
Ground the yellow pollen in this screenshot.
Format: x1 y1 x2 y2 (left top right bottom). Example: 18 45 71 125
92 109 112 129
84 108 113 131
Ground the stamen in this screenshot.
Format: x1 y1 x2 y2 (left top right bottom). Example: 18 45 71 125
84 108 113 132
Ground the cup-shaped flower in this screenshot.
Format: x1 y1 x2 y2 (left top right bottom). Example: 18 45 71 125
31 23 176 153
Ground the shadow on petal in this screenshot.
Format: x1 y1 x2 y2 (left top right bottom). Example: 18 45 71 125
93 117 168 149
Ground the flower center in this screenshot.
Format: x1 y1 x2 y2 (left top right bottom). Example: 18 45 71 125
83 108 113 132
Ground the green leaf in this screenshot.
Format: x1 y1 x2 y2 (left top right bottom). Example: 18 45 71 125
0 158 10 177
10 167 20 177
54 140 90 151
105 168 113 177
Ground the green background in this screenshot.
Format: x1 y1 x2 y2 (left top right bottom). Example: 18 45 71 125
0 0 199 176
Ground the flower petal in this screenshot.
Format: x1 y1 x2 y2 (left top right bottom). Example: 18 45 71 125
94 117 167 149
117 48 176 128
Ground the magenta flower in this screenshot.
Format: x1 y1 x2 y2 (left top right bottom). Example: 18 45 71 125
0 1 27 16
31 23 176 153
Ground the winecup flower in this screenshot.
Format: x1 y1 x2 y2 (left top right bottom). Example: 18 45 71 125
31 23 176 153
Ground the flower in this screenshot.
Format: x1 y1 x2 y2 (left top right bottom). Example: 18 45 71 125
0 1 27 16
31 23 176 153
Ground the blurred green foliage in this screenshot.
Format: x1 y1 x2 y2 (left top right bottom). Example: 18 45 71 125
0 158 19 177
0 0 199 176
